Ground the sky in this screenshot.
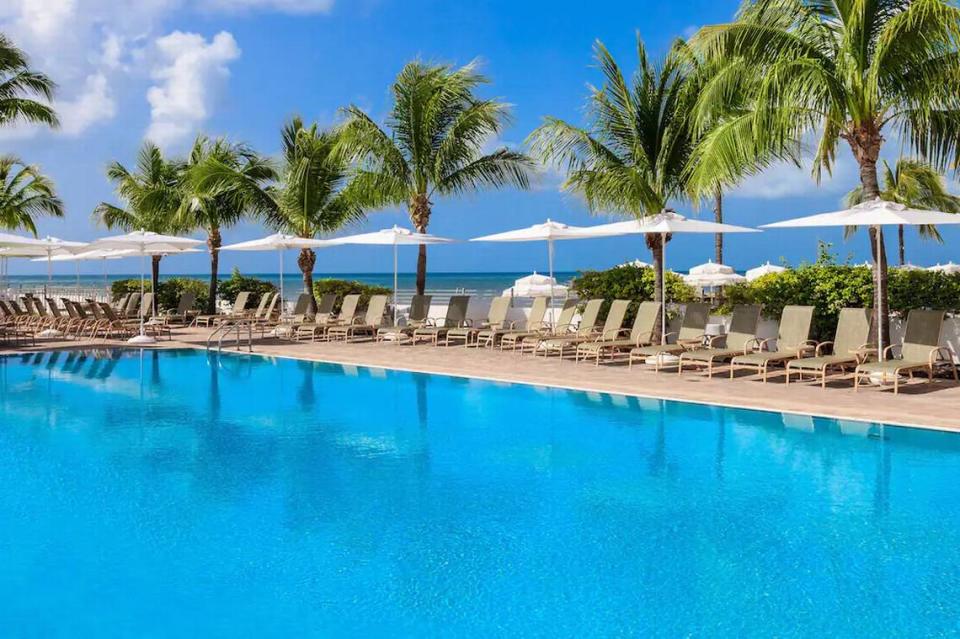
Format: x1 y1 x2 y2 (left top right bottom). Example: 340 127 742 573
2 0 959 277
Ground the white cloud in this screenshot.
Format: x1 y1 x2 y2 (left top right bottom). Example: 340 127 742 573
731 154 858 200
59 73 116 135
199 0 334 13
145 31 241 149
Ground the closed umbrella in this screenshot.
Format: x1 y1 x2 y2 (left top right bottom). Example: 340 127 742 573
328 226 456 325
471 219 622 322
746 261 787 281
88 231 204 344
762 198 960 360
221 233 339 317
586 210 760 344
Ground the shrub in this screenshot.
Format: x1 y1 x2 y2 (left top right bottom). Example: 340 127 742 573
218 268 277 307
156 277 208 312
313 279 393 314
570 265 695 323
111 278 150 302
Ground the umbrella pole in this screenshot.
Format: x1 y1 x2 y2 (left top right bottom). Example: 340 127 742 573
279 249 284 319
548 238 555 324
661 232 667 345
393 243 399 327
875 225 884 362
140 252 146 337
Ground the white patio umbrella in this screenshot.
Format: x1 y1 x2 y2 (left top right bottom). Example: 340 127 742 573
471 219 622 321
221 233 339 317
762 198 960 360
328 226 456 325
503 272 569 297
5 237 88 337
746 261 787 281
684 261 747 287
617 258 652 269
88 231 204 344
894 262 923 271
585 210 760 344
929 261 960 275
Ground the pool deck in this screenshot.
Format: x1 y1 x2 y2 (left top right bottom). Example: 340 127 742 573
6 325 960 432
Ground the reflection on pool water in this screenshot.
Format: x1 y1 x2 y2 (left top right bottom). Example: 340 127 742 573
1 349 959 636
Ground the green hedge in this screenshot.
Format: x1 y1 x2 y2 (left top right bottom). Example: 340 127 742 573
570 265 695 323
218 268 277 308
111 278 149 302
111 277 208 312
724 264 960 342
313 279 393 314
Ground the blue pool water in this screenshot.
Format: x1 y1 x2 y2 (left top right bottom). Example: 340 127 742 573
2 349 960 637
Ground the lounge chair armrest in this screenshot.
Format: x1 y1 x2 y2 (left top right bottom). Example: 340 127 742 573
931 346 953 366
707 334 727 347
883 343 901 359
742 337 761 354
815 341 834 356
756 337 775 351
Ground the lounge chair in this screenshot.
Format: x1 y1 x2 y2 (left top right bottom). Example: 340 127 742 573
412 295 471 346
576 301 662 365
854 309 958 393
445 296 511 347
629 303 710 371
328 295 390 341
786 307 873 388
377 294 432 343
729 305 816 382
296 294 361 341
512 299 585 354
249 293 282 336
159 292 198 324
195 291 251 327
489 296 551 349
113 293 130 313
95 303 136 339
122 292 141 319
534 299 609 358
275 293 316 338
535 299 612 359
678 304 762 377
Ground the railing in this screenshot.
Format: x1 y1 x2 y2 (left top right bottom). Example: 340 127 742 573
206 320 253 353
1 284 111 304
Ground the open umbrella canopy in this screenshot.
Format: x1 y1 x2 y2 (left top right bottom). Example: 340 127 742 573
929 262 960 275
332 225 456 246
0 231 53 248
761 199 960 229
503 272 569 297
89 230 204 252
617 259 652 269
588 210 759 236
221 233 339 252
470 218 619 242
894 262 923 271
746 261 787 281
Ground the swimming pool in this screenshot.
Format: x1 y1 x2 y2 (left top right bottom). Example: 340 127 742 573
2 349 959 636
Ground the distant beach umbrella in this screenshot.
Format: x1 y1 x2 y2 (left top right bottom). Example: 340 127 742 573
221 233 339 317
683 260 747 287
503 272 569 298
329 226 456 325
471 219 623 322
929 262 960 275
88 231 204 344
585 210 760 343
617 259 652 269
745 261 787 281
762 198 960 360
894 262 923 271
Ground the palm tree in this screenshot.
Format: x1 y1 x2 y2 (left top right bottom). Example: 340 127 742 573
845 159 960 265
338 60 534 295
691 0 960 347
264 118 366 309
0 33 58 129
94 143 184 307
178 136 276 314
527 38 697 310
0 155 64 234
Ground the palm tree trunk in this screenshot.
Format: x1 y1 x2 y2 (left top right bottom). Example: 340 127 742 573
206 227 221 315
150 255 162 316
409 193 431 295
898 224 905 265
646 233 667 343
713 188 723 264
848 124 888 350
298 248 317 312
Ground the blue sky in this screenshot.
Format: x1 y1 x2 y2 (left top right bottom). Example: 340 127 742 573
3 0 958 277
